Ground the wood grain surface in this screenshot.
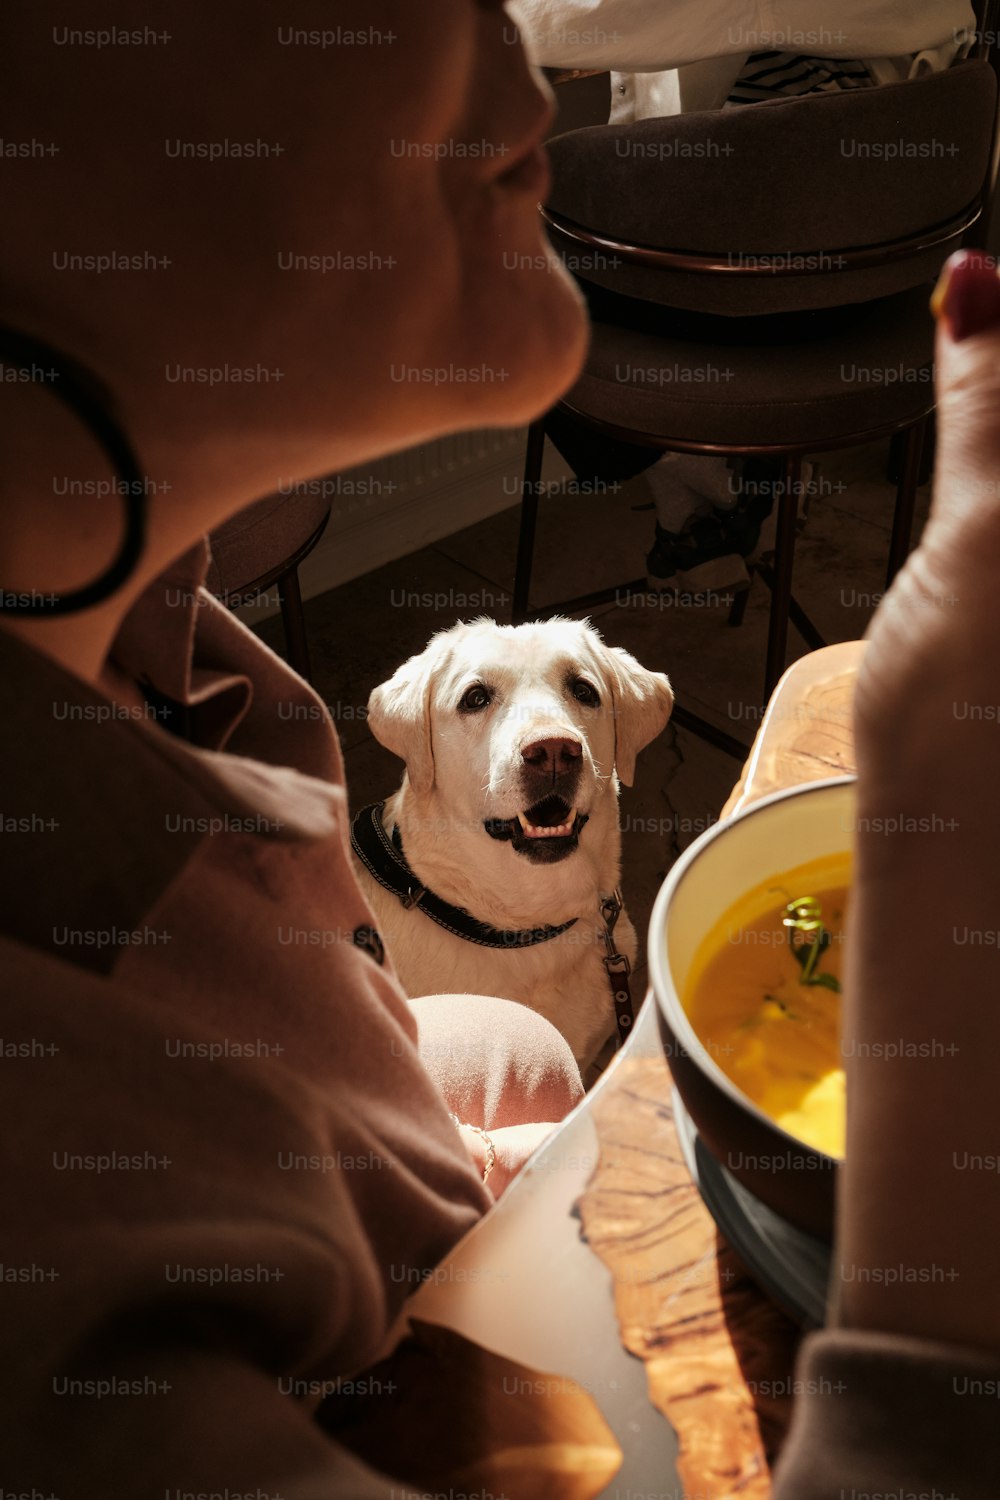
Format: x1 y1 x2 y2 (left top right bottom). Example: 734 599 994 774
577 643 864 1498
721 642 863 820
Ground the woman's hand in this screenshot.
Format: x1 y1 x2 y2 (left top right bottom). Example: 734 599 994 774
854 252 1000 773
839 251 1000 1352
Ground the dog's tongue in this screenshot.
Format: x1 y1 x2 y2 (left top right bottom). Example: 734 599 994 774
518 795 576 839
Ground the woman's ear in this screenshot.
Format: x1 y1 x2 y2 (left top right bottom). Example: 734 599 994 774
602 645 673 786
366 641 441 795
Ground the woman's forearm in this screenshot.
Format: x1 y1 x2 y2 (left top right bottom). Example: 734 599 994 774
837 753 1000 1351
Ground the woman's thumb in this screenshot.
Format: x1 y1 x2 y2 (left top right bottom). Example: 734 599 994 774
931 251 1000 527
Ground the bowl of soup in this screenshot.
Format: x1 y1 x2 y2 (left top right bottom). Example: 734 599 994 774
648 776 855 1240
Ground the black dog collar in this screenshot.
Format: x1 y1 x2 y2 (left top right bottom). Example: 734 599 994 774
350 801 578 950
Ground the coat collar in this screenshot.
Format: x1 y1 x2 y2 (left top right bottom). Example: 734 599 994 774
0 538 342 972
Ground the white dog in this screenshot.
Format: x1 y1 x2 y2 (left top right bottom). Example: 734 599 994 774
352 618 673 1079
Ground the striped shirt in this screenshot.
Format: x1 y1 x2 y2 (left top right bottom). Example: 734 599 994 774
726 49 874 108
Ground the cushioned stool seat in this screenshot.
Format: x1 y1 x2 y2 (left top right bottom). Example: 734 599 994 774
206 492 329 600
207 491 330 681
545 63 996 316
561 284 935 450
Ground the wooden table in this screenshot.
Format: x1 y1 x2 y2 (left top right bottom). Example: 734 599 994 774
573 642 863 1497
327 643 864 1499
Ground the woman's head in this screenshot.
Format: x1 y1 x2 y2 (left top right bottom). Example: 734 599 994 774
1 0 587 612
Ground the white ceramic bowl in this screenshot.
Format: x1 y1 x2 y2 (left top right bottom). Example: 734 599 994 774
648 776 856 1239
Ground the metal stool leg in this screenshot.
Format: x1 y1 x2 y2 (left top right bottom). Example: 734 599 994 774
763 455 802 702
278 566 312 682
728 575 752 628
512 419 547 624
886 416 927 587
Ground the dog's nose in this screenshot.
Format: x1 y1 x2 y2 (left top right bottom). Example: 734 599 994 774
521 736 582 775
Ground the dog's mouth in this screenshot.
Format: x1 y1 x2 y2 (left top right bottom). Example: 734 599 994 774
483 795 589 864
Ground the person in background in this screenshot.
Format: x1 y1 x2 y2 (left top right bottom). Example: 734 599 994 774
4 1 1000 1494
512 0 978 595
513 0 975 117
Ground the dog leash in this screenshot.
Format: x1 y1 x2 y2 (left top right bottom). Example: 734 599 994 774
600 889 635 1047
351 801 635 1047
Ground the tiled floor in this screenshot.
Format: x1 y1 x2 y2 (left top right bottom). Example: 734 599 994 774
255 441 930 994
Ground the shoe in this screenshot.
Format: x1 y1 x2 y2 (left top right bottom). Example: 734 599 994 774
645 517 751 598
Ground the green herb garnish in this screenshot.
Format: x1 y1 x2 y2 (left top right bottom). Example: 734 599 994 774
783 895 842 993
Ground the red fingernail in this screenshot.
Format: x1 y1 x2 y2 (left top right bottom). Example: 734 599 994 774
932 251 1000 341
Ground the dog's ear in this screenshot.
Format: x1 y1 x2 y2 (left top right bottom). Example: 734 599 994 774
367 645 440 795
602 645 673 787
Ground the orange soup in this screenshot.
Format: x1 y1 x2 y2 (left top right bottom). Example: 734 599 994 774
683 854 851 1159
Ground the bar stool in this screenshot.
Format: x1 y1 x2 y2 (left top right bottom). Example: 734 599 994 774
207 493 330 682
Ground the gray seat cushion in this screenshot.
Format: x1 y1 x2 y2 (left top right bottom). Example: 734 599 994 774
561 284 935 447
206 492 330 598
546 62 996 315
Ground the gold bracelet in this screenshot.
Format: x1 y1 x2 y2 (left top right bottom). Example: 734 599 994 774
449 1112 496 1184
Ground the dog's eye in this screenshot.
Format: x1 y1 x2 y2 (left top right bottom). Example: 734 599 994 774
459 684 493 713
570 678 601 708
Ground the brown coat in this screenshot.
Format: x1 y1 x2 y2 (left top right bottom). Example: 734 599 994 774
0 542 487 1495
